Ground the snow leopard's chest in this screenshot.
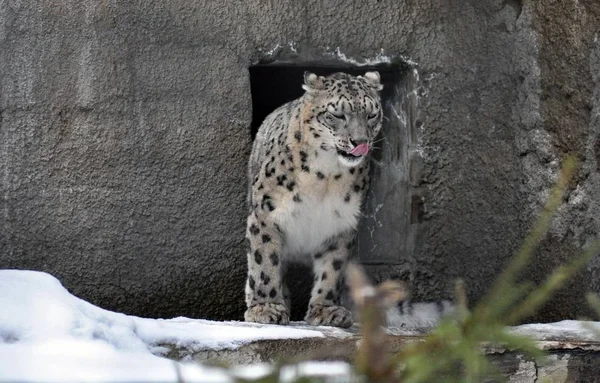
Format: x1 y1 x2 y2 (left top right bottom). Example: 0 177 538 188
274 177 362 260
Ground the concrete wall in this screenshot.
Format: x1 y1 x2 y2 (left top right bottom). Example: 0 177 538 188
1 0 599 322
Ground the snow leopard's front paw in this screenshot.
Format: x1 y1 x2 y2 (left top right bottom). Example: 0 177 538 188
244 303 290 325
305 305 353 328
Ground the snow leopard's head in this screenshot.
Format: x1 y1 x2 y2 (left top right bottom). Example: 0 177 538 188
303 71 383 167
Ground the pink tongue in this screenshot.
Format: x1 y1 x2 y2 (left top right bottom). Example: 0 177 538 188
350 143 369 156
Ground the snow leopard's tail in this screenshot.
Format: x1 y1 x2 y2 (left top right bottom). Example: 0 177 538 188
385 300 455 329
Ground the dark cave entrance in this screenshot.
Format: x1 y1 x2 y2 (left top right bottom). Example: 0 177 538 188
249 63 404 140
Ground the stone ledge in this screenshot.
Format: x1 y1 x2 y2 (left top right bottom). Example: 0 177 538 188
162 321 600 382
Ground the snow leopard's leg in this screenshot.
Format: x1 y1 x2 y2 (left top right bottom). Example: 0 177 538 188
282 282 291 312
305 232 354 328
244 211 289 325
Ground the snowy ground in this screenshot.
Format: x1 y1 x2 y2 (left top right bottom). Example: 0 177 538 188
0 270 349 382
1 269 599 382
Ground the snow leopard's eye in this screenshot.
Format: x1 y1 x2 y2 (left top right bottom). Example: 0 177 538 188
328 111 345 120
367 112 378 120
327 105 345 120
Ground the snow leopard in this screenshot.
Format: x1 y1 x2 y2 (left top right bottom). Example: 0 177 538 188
243 71 381 328
244 71 452 328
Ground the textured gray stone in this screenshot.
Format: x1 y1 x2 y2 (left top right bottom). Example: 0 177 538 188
160 321 600 382
0 1 599 321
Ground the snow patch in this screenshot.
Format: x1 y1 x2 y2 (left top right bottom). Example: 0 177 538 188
325 47 418 67
0 269 324 353
0 269 342 382
3 269 600 382
264 43 282 57
0 338 351 383
324 47 394 66
0 339 229 383
510 320 600 342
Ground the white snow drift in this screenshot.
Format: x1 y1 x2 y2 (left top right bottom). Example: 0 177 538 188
0 269 340 382
1 269 599 383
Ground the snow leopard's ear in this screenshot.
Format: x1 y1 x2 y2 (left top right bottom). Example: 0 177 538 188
362 71 383 91
302 71 325 93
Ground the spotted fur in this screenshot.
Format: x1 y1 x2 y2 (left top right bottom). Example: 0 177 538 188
244 72 383 327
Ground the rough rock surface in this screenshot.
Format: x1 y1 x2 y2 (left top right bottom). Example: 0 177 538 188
0 1 599 321
162 321 600 383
